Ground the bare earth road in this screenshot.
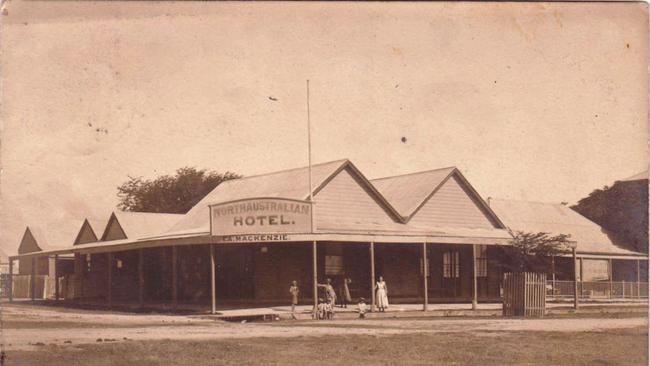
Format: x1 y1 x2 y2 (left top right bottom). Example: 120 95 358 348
2 303 647 351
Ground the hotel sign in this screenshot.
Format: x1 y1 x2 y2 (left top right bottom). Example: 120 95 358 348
210 197 313 237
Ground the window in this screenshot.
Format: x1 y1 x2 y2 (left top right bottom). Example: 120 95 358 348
476 245 488 278
325 255 344 275
443 251 460 278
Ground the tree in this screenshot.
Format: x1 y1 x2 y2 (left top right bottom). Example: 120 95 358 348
571 179 648 254
498 231 573 274
117 167 241 214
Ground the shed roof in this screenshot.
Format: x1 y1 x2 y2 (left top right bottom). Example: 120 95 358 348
104 211 184 240
489 198 646 257
621 170 648 182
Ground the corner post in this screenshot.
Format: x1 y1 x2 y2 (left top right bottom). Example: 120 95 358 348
572 247 579 310
422 242 428 312
138 249 144 308
54 254 59 301
472 244 478 310
210 244 216 315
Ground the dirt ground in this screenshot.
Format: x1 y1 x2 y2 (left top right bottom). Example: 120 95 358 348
1 303 648 365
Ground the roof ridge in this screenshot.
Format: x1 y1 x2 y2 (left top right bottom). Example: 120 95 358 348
370 166 457 182
490 198 569 206
115 211 184 216
218 158 349 185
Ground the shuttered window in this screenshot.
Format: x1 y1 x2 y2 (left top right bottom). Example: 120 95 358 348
443 251 460 278
476 245 488 278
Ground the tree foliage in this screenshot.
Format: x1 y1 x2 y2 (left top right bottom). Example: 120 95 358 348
117 167 241 214
498 231 573 274
571 179 648 253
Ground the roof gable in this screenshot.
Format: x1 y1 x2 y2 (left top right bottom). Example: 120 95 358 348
18 227 42 254
372 168 504 228
313 164 404 231
74 219 101 245
102 211 183 241
371 167 455 217
167 159 350 234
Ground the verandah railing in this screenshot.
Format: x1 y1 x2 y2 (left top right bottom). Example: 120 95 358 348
547 280 649 299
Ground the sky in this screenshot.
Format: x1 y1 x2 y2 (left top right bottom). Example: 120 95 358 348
1 1 647 255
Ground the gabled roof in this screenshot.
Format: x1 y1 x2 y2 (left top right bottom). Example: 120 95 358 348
102 211 183 241
489 198 645 256
371 167 505 228
167 159 351 234
73 218 108 245
371 166 455 217
88 218 108 239
20 221 82 252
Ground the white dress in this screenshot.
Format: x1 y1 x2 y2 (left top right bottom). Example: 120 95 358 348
376 281 389 308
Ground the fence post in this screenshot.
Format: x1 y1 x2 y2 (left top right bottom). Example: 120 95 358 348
636 259 641 299
8 258 13 302
551 256 556 298
622 280 625 298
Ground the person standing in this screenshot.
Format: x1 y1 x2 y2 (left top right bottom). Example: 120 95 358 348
317 278 337 310
289 280 300 319
340 277 352 308
375 276 389 312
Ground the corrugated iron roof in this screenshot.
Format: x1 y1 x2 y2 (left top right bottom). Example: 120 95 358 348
26 220 84 251
167 159 349 234
87 218 108 240
371 167 456 217
489 198 644 256
111 211 184 240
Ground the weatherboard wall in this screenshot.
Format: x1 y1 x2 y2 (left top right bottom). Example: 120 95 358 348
408 175 498 229
313 167 398 231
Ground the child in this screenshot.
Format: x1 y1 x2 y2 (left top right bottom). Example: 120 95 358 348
357 297 367 319
325 301 334 320
317 298 328 320
289 280 299 319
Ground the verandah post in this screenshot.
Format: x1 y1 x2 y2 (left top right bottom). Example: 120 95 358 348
608 258 613 299
54 254 59 301
637 259 641 299
472 244 478 310
138 249 144 308
8 258 13 302
370 241 376 312
579 257 584 298
572 247 579 310
551 255 556 297
31 256 36 302
312 241 318 317
172 246 178 309
422 242 428 312
107 252 113 309
210 244 216 315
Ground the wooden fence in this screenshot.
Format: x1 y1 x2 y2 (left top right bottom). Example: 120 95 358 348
503 272 546 317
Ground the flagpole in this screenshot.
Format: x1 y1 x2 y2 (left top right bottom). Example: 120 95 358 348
306 80 314 233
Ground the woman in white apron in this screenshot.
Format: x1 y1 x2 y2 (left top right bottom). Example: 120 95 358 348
375 276 389 312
